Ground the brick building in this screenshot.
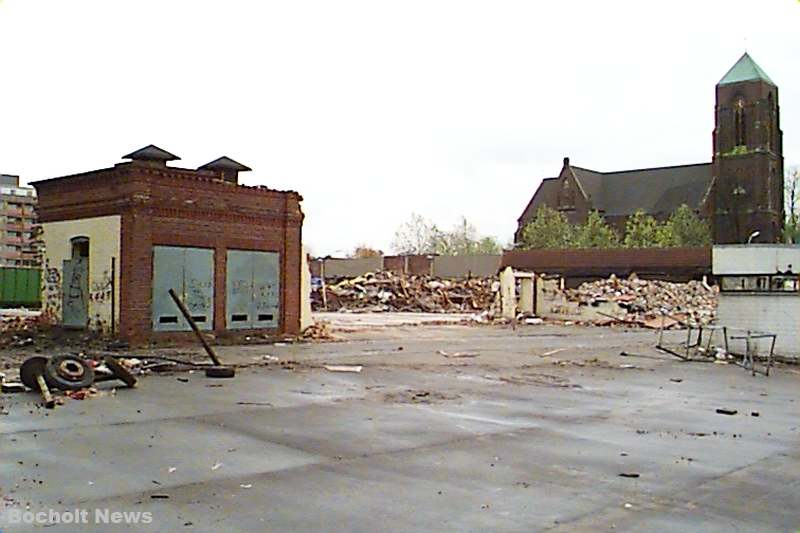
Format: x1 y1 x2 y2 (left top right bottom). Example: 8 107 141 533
33 145 304 345
516 53 784 245
0 174 38 267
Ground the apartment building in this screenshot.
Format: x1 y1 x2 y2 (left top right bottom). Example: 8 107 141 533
0 174 39 267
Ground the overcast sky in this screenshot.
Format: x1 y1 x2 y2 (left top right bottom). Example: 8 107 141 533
1 0 797 255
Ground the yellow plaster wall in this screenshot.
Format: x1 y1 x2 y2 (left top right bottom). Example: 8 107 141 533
41 216 121 332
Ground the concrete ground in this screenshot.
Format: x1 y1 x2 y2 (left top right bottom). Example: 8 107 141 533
1 316 799 532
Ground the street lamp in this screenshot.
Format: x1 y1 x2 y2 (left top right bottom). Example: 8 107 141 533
747 230 760 244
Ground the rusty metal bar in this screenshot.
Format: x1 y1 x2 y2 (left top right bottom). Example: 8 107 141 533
168 288 222 366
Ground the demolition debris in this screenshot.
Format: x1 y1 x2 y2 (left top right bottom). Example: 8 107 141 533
314 271 498 313
560 274 718 327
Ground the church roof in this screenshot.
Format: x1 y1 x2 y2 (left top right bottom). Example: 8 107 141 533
718 53 775 86
517 162 713 226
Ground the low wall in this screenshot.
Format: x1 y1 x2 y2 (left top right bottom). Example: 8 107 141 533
433 254 501 278
311 254 500 279
717 293 799 358
502 247 711 282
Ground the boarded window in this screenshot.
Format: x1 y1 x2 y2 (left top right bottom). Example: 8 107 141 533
152 246 214 332
226 250 280 330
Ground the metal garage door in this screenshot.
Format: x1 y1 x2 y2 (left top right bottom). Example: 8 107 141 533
226 250 280 330
152 246 214 332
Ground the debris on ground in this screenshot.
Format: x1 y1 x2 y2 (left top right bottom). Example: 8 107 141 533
716 408 738 416
313 271 499 314
557 273 718 327
1 381 26 393
302 321 341 342
438 350 479 358
323 365 363 373
383 389 460 404
619 472 641 478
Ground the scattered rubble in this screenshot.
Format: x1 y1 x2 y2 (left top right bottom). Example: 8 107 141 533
323 365 363 373
560 274 718 327
313 271 499 314
302 321 341 342
438 350 479 358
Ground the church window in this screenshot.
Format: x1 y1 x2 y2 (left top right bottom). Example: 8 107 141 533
734 98 746 147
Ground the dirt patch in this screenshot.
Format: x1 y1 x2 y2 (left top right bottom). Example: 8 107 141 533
496 372 580 388
383 389 461 404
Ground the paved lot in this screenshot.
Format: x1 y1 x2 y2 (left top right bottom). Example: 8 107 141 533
1 319 799 532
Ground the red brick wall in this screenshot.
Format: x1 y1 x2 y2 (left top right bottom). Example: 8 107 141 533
35 161 304 345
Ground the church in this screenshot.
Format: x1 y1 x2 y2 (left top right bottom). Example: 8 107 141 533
516 53 784 245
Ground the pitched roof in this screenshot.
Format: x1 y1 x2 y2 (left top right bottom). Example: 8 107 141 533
517 177 558 224
583 163 712 217
198 156 252 172
718 53 775 86
122 145 180 162
518 162 713 227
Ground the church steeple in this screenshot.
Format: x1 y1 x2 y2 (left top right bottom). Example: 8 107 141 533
710 53 784 244
718 52 775 87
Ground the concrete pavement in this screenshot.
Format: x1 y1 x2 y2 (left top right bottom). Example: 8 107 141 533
1 322 799 532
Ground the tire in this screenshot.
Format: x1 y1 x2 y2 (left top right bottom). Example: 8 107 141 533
44 355 95 391
205 366 236 379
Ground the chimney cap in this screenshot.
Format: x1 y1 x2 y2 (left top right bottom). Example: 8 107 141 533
563 157 570 166
122 144 180 162
198 156 252 172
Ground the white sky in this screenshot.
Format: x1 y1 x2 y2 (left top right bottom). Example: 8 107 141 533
1 0 797 256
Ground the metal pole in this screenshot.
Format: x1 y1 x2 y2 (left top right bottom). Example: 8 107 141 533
168 288 222 366
110 257 116 336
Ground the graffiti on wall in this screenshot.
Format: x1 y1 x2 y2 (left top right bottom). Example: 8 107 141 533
41 256 117 334
41 258 61 324
89 270 113 302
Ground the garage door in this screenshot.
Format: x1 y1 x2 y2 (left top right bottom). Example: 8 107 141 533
152 246 214 331
226 250 280 329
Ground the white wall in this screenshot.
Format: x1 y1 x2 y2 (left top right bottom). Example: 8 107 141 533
717 294 800 357
41 216 121 332
713 245 800 275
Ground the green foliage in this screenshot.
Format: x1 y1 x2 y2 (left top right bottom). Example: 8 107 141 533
571 211 620 248
623 210 663 248
665 205 711 246
720 145 752 157
517 206 574 249
518 205 710 250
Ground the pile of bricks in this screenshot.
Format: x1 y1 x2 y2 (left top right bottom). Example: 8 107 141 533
313 271 499 313
564 274 718 326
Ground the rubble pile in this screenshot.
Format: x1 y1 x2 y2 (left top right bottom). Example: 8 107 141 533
565 274 718 326
313 271 499 313
302 321 341 342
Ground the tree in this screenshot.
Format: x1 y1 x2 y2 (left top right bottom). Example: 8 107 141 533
571 211 620 248
430 217 502 255
664 204 711 246
391 213 440 254
391 214 502 255
784 168 800 243
350 245 382 258
623 210 662 248
517 206 574 249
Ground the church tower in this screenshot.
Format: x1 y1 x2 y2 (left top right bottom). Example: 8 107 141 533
710 53 783 243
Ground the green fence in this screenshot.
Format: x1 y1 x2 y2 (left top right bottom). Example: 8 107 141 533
0 267 41 308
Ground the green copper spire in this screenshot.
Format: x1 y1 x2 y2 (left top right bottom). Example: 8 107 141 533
718 52 775 86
